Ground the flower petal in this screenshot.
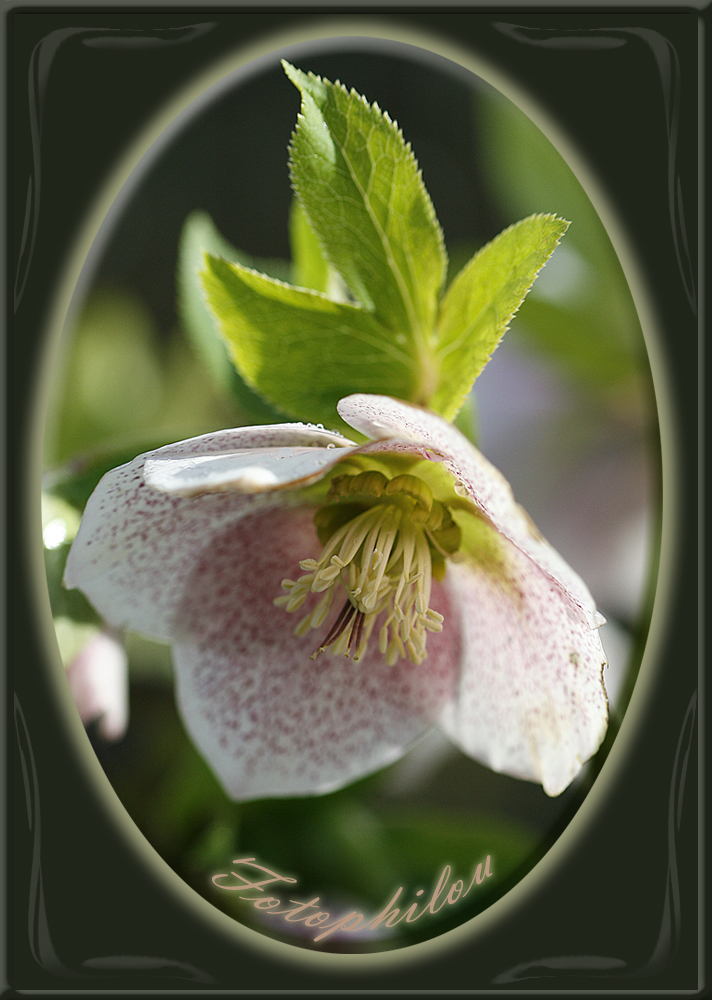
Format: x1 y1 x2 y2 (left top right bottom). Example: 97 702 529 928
438 555 609 796
171 506 462 800
66 630 129 740
144 448 352 496
64 424 354 642
143 427 357 497
338 394 601 628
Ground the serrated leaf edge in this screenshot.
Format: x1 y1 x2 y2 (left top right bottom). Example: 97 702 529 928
200 252 417 369
436 212 570 364
283 60 447 339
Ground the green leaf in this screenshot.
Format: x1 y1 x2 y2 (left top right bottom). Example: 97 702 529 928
283 61 447 359
177 211 287 423
201 254 418 431
178 211 244 395
431 214 569 420
288 198 330 293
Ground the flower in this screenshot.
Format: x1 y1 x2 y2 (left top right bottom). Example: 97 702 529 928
65 628 129 741
63 394 608 799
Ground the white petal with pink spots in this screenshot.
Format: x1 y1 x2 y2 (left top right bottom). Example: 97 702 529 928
171 508 460 799
64 395 609 798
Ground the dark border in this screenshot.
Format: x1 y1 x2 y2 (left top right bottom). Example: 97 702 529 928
3 6 705 995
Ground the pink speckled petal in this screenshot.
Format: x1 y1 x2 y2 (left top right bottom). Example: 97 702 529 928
64 424 354 642
438 555 609 796
171 506 462 800
338 394 601 629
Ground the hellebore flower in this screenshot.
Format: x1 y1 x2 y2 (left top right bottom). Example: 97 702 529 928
64 394 608 799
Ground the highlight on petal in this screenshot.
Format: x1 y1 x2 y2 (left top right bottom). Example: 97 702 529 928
144 444 356 497
338 393 601 628
171 506 462 799
438 554 608 796
64 423 349 643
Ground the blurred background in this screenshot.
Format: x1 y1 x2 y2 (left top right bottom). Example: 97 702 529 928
41 39 659 952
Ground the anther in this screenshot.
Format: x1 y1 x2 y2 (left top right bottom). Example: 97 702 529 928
278 469 458 665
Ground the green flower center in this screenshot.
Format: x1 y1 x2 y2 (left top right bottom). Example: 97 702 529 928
275 470 461 665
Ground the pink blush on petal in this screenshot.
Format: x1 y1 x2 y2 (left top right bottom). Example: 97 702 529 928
170 507 462 799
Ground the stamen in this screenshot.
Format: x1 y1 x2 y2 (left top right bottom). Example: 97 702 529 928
310 587 336 629
311 598 356 659
294 614 314 637
347 610 365 658
312 563 341 590
354 612 378 661
379 623 389 654
330 626 352 657
277 470 459 666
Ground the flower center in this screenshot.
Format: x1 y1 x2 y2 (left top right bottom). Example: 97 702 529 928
274 470 461 665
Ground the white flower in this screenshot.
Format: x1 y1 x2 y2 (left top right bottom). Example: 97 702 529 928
64 394 608 799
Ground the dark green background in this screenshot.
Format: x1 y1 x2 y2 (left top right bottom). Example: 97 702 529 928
6 7 701 994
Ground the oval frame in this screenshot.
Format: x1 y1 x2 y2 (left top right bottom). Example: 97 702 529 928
29 20 675 971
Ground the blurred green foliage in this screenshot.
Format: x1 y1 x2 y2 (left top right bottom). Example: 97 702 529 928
478 92 650 417
44 289 244 468
178 211 288 423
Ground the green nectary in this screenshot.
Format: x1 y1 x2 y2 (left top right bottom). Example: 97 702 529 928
318 470 462 559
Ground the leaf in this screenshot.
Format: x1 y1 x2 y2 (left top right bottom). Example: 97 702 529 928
289 199 353 303
288 198 330 294
201 254 418 431
177 211 287 423
283 61 447 359
431 214 569 419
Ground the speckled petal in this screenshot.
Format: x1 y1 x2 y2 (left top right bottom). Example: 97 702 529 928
438 556 609 796
171 506 461 800
338 394 601 629
63 424 354 642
